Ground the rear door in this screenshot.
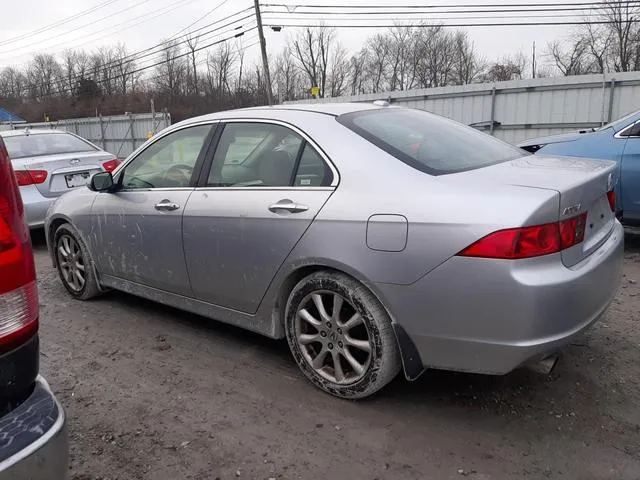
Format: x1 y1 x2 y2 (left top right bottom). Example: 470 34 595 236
182 120 338 313
91 123 215 296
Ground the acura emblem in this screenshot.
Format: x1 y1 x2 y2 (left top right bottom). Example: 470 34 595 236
69 158 80 165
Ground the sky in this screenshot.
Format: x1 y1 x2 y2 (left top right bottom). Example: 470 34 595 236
0 0 579 72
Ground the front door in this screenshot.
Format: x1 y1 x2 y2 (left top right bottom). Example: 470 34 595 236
619 122 640 222
91 123 215 296
183 121 337 313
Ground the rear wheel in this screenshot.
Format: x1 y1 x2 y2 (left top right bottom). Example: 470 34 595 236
54 224 101 300
285 271 401 399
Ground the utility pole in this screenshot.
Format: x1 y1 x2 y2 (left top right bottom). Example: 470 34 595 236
254 0 273 105
532 41 536 79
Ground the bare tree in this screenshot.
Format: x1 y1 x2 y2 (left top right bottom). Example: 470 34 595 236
451 31 485 85
327 42 349 97
113 44 138 95
0 67 27 100
388 26 418 91
154 40 187 97
206 42 237 99
26 54 62 98
414 25 456 88
362 33 392 93
548 38 593 76
602 0 640 71
291 25 337 97
484 52 527 82
273 46 300 101
349 51 367 95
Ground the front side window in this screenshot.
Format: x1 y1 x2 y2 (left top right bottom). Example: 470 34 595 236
3 132 97 159
208 122 332 187
120 124 211 189
337 108 527 175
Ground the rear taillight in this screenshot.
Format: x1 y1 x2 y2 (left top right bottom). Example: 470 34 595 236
607 190 616 212
103 159 122 172
0 138 38 351
14 170 47 186
458 213 588 260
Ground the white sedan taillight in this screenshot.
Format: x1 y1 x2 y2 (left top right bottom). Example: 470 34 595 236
0 138 38 350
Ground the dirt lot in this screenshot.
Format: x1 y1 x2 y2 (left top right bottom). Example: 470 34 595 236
32 231 640 480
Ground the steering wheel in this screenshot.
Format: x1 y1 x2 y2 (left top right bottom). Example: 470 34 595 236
164 164 194 185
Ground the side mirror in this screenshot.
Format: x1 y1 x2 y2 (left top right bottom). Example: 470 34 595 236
89 171 115 192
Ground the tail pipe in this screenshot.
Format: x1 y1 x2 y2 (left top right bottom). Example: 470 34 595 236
527 354 560 375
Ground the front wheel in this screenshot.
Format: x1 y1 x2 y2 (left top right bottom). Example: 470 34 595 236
285 271 401 399
53 224 101 300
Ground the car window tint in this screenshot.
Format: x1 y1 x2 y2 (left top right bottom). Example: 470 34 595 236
2 133 96 159
294 144 333 187
120 124 211 189
337 108 527 175
208 123 303 187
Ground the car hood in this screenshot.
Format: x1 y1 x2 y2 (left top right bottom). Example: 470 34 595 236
518 130 598 148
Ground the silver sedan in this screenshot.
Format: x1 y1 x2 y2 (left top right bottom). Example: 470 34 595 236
44 103 624 399
0 129 119 228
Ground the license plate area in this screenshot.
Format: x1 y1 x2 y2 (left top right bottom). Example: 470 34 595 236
64 172 90 188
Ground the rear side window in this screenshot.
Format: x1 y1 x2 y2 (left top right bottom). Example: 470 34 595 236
2 133 97 159
337 108 527 175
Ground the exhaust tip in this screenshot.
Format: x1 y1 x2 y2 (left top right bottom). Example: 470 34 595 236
527 354 560 375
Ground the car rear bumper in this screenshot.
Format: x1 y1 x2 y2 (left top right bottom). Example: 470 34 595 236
19 185 54 228
380 220 624 376
0 376 68 480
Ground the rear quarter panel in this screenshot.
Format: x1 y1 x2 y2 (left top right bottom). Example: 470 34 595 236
268 112 560 287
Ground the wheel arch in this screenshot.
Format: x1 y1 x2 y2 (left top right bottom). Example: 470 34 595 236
270 259 424 381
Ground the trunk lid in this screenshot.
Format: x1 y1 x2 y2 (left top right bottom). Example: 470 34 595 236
448 155 617 267
15 151 113 198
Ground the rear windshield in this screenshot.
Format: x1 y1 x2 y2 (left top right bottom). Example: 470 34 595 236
337 108 527 175
2 133 97 159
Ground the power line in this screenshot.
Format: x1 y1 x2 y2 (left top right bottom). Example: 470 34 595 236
264 12 603 21
0 0 158 56
262 4 640 15
263 1 640 9
30 25 259 99
168 0 233 40
0 0 210 64
0 0 121 48
27 18 256 99
3 7 254 90
263 19 640 27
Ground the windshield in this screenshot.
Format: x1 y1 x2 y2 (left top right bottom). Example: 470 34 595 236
599 108 640 131
337 108 527 175
2 132 97 159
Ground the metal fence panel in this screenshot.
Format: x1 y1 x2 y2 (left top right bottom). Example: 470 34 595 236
285 71 640 144
3 112 171 159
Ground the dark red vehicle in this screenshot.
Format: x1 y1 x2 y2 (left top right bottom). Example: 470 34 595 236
0 136 67 478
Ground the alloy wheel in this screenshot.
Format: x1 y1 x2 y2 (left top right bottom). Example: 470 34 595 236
295 291 373 385
57 234 86 292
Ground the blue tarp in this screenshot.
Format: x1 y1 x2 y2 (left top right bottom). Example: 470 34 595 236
0 106 24 123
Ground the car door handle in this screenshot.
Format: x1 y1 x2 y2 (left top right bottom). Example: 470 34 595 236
154 200 180 211
268 201 309 214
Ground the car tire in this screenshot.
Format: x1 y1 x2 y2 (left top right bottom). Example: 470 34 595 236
285 271 401 399
53 224 101 300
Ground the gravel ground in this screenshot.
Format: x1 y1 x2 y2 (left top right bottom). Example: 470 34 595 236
32 231 640 480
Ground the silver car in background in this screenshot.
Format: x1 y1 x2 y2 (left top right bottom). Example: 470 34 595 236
45 103 623 399
0 129 119 228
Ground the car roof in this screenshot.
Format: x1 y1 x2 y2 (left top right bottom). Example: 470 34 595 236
0 128 68 137
177 102 390 127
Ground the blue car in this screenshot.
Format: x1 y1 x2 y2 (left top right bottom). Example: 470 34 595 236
519 110 640 226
